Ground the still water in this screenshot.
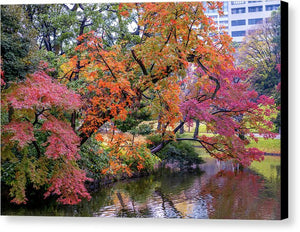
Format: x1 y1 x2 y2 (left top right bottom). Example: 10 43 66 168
2 157 281 219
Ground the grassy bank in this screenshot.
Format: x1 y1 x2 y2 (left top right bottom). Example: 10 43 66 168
179 132 280 154
250 156 280 181
247 137 280 154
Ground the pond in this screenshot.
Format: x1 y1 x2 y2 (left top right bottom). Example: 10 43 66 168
1 157 281 219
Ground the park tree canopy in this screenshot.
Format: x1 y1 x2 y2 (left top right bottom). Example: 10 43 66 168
1 2 278 205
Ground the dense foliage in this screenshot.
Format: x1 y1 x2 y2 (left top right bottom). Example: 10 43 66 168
1 2 279 205
1 70 90 204
157 141 204 167
237 10 281 130
0 5 39 82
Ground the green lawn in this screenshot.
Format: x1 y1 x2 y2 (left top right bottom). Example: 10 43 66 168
146 123 208 134
150 122 280 154
247 138 280 154
194 147 211 159
250 156 281 181
177 132 214 146
178 132 280 154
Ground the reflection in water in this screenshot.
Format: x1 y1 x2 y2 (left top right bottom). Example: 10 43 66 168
1 157 280 219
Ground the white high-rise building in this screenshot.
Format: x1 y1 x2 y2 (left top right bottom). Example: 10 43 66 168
205 1 281 43
228 0 280 42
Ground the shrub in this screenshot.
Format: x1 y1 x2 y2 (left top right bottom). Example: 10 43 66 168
78 139 110 180
146 134 162 148
157 141 204 166
137 124 152 135
128 123 153 136
122 145 160 174
79 138 160 180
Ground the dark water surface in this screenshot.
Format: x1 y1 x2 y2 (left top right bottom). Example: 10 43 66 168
1 157 281 219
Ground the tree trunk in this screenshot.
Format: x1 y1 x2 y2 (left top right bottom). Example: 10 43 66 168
150 120 185 153
179 120 184 134
193 119 200 139
157 114 161 131
8 104 14 122
71 111 76 131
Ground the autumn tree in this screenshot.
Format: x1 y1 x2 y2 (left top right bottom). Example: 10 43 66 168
23 3 140 77
1 68 91 205
64 1 276 167
179 66 276 166
0 3 146 204
1 2 278 205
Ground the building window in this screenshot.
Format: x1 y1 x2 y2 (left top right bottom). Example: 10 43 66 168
231 19 246 26
248 1 262 3
231 7 246 14
266 4 280 11
248 6 263 12
219 20 228 25
232 30 246 37
209 15 218 19
231 1 246 5
248 18 263 25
